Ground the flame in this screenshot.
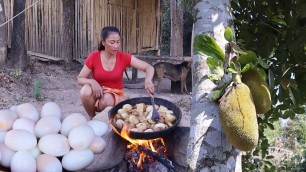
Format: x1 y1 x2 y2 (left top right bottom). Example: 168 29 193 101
110 120 166 169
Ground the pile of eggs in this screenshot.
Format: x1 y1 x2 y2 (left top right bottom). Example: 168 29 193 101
0 102 108 172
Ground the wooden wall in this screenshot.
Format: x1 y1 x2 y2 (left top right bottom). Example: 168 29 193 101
75 0 137 60
3 0 13 47
3 0 160 61
25 0 63 58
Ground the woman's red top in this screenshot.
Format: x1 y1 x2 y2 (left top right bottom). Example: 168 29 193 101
85 50 131 89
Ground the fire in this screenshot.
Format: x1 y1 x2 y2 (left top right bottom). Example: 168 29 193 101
111 123 166 169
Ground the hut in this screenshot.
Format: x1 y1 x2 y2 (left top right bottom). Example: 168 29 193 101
4 0 160 62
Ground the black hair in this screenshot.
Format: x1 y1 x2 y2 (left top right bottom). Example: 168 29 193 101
98 26 121 51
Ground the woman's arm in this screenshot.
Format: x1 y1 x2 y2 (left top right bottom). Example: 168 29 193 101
130 55 155 96
77 65 94 86
77 65 103 99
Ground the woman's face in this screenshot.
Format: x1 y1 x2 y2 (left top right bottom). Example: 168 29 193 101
102 32 120 55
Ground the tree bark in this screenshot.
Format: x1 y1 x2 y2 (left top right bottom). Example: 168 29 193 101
187 1 242 172
10 0 27 68
62 0 75 64
170 0 183 56
0 0 7 67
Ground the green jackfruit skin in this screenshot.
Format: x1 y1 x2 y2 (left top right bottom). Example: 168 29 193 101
242 69 271 114
219 83 259 151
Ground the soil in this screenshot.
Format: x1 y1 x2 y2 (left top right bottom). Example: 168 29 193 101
0 59 191 127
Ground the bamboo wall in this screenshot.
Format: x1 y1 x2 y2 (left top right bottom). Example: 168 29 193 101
25 0 63 58
3 0 13 47
3 0 160 61
75 0 138 60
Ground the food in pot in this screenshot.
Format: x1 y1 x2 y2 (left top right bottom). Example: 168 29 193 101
112 103 177 132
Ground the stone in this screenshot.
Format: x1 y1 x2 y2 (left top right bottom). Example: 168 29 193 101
164 127 190 168
83 107 127 171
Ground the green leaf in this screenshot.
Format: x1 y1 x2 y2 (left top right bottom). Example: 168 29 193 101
206 57 219 68
253 149 260 156
229 61 236 70
264 160 273 166
224 27 233 42
241 63 251 73
283 110 295 119
237 50 258 64
271 18 288 27
267 123 274 130
281 67 291 77
211 66 224 77
257 67 268 81
208 75 220 81
277 104 289 110
288 87 297 106
268 70 275 92
293 107 305 114
194 34 225 61
261 139 269 149
232 43 247 55
227 68 238 74
261 139 269 158
210 89 223 101
206 57 224 80
258 58 269 69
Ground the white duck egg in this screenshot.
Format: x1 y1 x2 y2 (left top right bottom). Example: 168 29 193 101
60 113 87 136
10 150 36 172
68 124 95 150
9 106 17 112
0 144 15 167
87 120 108 137
37 154 62 172
38 134 70 157
41 102 62 119
0 110 18 131
62 149 94 171
0 131 7 144
89 136 106 154
16 103 39 123
12 118 35 134
28 146 41 159
35 116 61 138
5 129 37 151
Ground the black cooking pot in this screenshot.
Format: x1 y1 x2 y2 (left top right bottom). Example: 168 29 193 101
108 97 182 140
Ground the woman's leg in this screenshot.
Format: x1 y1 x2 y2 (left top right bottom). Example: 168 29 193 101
97 93 122 111
80 84 96 118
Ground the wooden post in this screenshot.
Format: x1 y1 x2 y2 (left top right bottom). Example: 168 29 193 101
10 0 27 68
170 0 184 92
170 0 183 56
0 0 7 67
132 68 138 83
62 0 75 65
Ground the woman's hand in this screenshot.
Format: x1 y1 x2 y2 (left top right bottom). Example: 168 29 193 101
145 79 155 97
90 79 103 100
129 55 155 97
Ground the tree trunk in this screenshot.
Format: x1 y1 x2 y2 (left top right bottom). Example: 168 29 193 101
10 0 27 68
0 0 7 67
170 0 183 56
62 0 75 64
187 1 242 171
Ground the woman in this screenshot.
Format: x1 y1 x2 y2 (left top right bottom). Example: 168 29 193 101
77 26 155 119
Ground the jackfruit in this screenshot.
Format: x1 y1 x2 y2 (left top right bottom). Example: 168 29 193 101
242 69 271 114
219 83 259 151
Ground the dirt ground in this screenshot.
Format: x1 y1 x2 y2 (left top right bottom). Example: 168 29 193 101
0 60 191 127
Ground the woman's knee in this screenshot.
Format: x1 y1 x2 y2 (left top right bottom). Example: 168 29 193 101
99 94 115 107
80 84 93 98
